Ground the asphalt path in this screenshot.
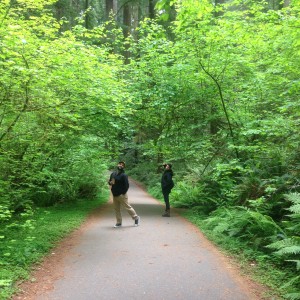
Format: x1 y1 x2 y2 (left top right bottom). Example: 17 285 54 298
34 179 258 300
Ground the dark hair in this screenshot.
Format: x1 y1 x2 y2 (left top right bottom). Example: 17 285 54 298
163 163 172 168
118 161 126 167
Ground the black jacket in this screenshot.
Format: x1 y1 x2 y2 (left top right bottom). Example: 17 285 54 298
161 170 174 192
109 170 129 196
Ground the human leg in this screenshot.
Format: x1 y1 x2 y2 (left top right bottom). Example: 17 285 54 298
163 190 170 210
113 196 122 225
162 190 170 217
119 194 138 219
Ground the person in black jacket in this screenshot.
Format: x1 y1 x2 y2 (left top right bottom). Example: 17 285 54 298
108 161 140 228
161 163 174 217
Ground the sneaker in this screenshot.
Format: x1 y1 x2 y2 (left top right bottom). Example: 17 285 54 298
134 216 140 227
114 223 122 228
162 210 170 217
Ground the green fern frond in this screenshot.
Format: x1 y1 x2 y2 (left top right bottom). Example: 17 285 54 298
287 213 300 219
267 238 295 250
284 293 300 300
203 216 222 229
246 210 285 236
281 275 300 289
281 275 300 300
289 205 300 214
213 222 230 234
285 193 300 215
284 192 300 204
275 245 300 256
286 260 300 271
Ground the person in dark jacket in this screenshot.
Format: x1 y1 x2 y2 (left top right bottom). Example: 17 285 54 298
161 163 174 217
108 161 140 228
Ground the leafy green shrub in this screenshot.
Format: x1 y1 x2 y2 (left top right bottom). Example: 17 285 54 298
171 181 219 214
206 161 244 205
236 168 267 205
202 207 284 250
235 161 298 220
0 182 12 224
266 193 300 299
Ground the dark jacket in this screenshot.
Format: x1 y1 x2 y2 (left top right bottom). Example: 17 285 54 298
109 170 129 196
161 170 174 192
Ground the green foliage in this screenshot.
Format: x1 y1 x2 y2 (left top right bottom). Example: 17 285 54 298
201 207 284 249
267 193 300 266
170 181 219 214
0 0 130 223
281 275 300 300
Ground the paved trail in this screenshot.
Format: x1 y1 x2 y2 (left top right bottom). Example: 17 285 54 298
17 180 261 300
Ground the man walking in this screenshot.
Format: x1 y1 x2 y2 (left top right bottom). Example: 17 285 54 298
108 161 140 228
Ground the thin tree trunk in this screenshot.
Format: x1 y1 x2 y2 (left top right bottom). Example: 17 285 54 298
106 0 114 19
149 0 155 19
0 54 31 143
85 0 90 29
123 2 130 38
123 2 131 63
198 60 239 159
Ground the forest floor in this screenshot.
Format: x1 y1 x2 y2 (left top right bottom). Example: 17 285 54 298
12 179 270 300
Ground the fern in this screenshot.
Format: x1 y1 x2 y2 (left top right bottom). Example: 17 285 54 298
267 237 300 253
285 193 300 216
285 193 300 205
286 260 300 271
289 205 300 214
213 222 231 234
280 275 300 300
284 293 300 300
275 245 300 256
268 238 297 250
268 193 300 268
202 206 284 248
248 210 284 235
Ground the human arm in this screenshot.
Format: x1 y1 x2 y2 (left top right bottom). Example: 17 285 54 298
108 172 116 185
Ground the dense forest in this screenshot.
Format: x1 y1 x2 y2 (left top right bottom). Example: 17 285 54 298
0 0 299 298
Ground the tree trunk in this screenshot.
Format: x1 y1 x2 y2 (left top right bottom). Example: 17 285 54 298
106 0 114 19
123 2 131 38
123 2 131 62
85 0 90 29
149 0 155 19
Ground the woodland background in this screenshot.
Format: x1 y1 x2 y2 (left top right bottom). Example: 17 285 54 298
0 0 299 298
